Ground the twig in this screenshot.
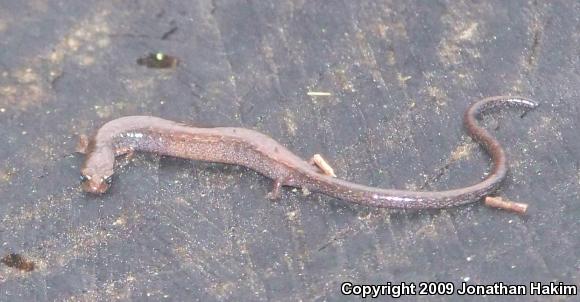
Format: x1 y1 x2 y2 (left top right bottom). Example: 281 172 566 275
484 196 528 214
310 154 337 177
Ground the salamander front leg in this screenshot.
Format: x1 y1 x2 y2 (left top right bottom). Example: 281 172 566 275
75 135 89 154
114 148 135 169
266 178 284 200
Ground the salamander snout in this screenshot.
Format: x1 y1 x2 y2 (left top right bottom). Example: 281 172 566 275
80 174 112 194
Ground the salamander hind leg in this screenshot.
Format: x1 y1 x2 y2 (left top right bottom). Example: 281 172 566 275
266 178 284 200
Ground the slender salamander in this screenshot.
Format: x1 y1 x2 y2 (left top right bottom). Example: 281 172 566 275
78 96 537 209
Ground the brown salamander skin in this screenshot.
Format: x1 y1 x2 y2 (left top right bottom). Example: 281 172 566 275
80 96 538 209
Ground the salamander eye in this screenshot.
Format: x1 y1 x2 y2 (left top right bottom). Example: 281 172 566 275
104 175 113 184
80 175 91 182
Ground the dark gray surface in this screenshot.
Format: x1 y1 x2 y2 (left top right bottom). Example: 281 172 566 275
0 0 578 301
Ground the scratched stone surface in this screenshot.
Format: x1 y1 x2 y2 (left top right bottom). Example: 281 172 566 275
0 0 578 301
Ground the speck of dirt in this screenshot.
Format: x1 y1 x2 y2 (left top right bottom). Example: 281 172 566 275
137 53 179 69
1 253 35 272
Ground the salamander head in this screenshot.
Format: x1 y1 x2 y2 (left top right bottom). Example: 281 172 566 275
80 149 115 194
80 171 112 194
